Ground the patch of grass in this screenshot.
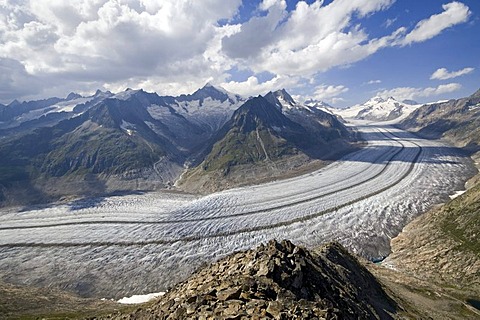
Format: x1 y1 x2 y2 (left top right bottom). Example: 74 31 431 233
202 127 294 173
440 184 480 255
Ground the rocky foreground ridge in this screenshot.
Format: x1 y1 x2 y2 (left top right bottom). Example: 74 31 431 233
99 240 398 319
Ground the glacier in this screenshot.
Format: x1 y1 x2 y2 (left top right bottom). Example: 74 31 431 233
0 122 476 298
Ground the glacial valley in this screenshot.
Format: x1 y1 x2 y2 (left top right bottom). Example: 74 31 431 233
0 121 475 299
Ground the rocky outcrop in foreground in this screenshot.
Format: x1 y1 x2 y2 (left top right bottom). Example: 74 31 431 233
100 240 398 319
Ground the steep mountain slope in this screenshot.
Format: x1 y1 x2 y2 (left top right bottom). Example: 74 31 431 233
0 85 245 206
336 96 419 121
381 88 480 315
400 88 480 159
178 93 355 192
0 92 189 205
265 89 351 144
384 180 480 295
99 240 399 319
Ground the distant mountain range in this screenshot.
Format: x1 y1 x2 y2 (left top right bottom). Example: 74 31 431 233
0 85 355 205
334 96 420 122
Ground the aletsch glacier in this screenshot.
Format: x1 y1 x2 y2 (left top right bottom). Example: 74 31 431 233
0 121 476 298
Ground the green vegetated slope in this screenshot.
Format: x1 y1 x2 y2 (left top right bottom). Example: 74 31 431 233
387 88 480 299
202 96 308 172
387 181 480 293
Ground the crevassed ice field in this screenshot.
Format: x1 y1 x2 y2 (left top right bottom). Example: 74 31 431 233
0 123 475 298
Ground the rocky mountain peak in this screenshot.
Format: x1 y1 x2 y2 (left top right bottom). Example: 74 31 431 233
101 240 397 319
304 99 332 108
232 96 303 134
471 87 480 99
264 89 297 110
7 99 21 107
66 92 82 101
179 83 241 105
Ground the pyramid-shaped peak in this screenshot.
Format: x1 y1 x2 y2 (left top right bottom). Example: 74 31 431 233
264 89 297 111
200 82 229 94
203 81 215 88
274 88 295 102
8 99 21 107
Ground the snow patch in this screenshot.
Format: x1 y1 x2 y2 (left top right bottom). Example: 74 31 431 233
120 120 136 136
449 190 466 199
117 292 165 304
469 103 480 111
113 89 141 101
272 126 282 132
147 105 172 119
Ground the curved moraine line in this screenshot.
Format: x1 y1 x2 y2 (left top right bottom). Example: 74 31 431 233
0 127 423 247
0 127 403 230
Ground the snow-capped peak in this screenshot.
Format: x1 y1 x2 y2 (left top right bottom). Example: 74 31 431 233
264 89 299 111
113 88 143 101
364 96 386 105
333 95 420 122
304 99 332 108
202 82 229 94
304 100 336 114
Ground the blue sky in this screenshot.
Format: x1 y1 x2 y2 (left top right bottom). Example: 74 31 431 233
0 0 478 107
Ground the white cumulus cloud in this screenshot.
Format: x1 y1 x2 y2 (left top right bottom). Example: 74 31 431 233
377 83 461 101
430 67 474 80
401 2 470 45
221 75 300 97
0 0 472 103
222 0 398 77
0 0 242 101
313 84 349 100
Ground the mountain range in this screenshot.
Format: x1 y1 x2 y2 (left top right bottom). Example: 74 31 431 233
334 96 420 121
0 84 355 205
178 90 355 192
2 87 480 319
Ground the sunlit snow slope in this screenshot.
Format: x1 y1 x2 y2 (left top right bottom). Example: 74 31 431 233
0 122 475 298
